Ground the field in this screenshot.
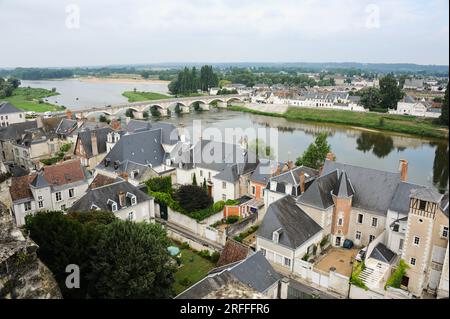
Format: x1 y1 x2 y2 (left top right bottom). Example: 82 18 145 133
122 91 172 102
1 87 63 112
228 105 448 140
173 247 215 295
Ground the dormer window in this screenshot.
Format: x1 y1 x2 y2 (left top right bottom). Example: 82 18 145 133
105 158 111 167
131 170 139 179
108 199 118 212
90 204 100 211
273 228 282 244
126 192 137 206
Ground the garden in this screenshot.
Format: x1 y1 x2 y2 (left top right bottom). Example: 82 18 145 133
146 176 238 222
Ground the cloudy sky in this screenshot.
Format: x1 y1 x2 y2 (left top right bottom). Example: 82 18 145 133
0 0 448 67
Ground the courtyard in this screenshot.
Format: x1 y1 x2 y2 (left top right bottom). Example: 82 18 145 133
314 248 359 277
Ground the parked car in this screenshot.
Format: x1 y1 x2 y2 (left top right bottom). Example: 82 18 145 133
343 239 354 249
355 247 367 262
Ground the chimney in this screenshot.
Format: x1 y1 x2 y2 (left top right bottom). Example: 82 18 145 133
287 160 294 170
299 171 305 194
399 159 408 182
326 152 335 161
91 131 98 157
118 191 126 207
66 110 73 119
36 116 44 129
111 119 121 131
275 164 281 176
119 172 129 182
282 163 289 173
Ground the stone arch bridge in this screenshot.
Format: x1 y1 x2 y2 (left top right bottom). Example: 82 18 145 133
72 94 248 118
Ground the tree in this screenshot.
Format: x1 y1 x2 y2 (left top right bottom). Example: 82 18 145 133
295 133 333 169
203 178 207 193
359 87 382 110
150 106 161 117
25 211 117 298
379 74 404 109
88 221 175 298
192 173 198 186
439 83 448 126
173 185 213 213
140 70 150 79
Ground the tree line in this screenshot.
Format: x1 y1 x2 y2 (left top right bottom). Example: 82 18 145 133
168 66 219 95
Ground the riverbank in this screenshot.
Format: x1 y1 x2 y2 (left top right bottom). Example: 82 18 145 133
122 91 172 102
228 105 449 140
77 76 170 85
1 87 63 112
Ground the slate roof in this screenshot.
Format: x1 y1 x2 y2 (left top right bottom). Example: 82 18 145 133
216 239 252 268
0 121 37 141
69 180 152 213
122 120 179 145
333 171 354 198
299 170 338 209
389 182 425 215
55 118 77 137
97 129 166 175
0 102 23 114
410 188 444 204
370 243 396 264
250 159 280 185
77 127 113 158
322 160 401 214
176 251 279 299
257 196 322 249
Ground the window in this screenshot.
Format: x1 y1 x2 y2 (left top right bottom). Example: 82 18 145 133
200 170 203 177
442 226 449 239
55 192 62 202
284 257 291 267
222 182 227 189
61 204 66 210
24 202 32 211
69 188 74 198
419 200 427 210
38 201 44 208
399 239 404 251
371 217 378 228
251 185 256 195
272 231 280 243
338 217 344 226
260 248 266 256
355 231 362 240
413 236 420 246
369 235 375 243
128 212 134 221
357 214 364 224
410 257 416 266
222 194 227 201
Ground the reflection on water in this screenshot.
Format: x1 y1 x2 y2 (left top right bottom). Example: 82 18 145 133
161 110 448 192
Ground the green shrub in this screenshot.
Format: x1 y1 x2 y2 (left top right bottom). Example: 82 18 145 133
180 242 190 250
226 216 239 224
198 250 211 259
302 253 310 261
210 252 220 264
179 277 191 287
146 176 173 194
320 235 329 248
385 259 410 290
350 261 368 290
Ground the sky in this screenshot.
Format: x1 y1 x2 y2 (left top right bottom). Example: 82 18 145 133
0 0 448 67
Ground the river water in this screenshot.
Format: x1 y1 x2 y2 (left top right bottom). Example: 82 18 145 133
19 80 449 192
20 79 169 110
161 110 448 193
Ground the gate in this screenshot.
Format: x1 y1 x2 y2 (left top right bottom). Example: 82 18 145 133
160 203 168 221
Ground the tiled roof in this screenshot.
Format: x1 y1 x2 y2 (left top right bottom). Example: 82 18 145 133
216 239 251 267
10 175 36 201
41 159 87 186
89 174 121 189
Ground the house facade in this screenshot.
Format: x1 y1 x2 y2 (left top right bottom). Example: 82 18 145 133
9 159 91 226
69 177 155 223
0 102 26 127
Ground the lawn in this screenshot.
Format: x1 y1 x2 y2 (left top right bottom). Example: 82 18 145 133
173 247 215 295
122 91 172 102
228 105 448 140
1 87 63 113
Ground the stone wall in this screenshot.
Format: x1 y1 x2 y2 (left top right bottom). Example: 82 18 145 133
0 203 62 299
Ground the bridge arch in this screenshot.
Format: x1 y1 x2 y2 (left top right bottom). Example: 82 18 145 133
226 97 243 104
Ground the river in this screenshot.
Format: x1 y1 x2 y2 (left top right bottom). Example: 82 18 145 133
20 79 170 110
160 110 448 193
19 79 449 192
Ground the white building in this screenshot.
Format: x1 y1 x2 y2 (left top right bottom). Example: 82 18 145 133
9 159 91 226
69 177 155 223
0 102 26 127
390 96 441 118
